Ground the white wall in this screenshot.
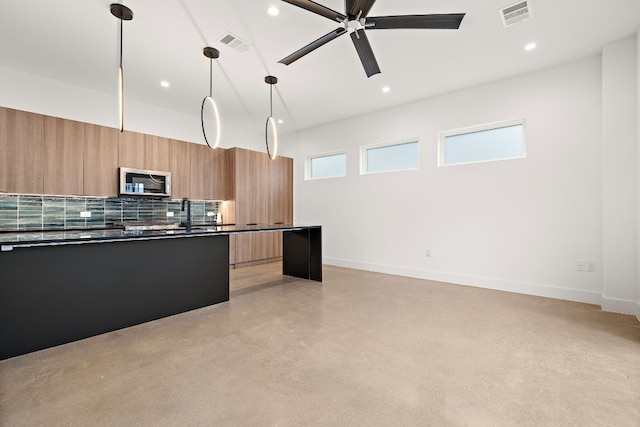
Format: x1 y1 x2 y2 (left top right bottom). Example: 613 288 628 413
290 55 610 307
0 65 264 151
602 37 638 315
637 31 640 321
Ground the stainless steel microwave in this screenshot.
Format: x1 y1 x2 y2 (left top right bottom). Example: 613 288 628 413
119 167 171 197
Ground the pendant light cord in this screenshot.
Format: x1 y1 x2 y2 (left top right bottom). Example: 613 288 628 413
119 18 124 132
209 58 212 97
119 19 123 69
269 84 273 117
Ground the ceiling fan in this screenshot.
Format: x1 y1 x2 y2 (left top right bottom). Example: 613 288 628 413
278 0 466 78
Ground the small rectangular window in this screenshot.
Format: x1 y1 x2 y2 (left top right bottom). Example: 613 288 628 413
306 151 347 180
439 119 526 166
361 140 419 174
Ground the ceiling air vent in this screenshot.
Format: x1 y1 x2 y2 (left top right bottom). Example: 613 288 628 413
499 1 531 27
218 32 252 53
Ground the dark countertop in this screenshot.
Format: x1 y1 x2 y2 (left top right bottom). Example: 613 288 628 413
0 224 319 248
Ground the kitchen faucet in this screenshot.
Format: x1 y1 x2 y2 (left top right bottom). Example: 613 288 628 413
181 197 192 232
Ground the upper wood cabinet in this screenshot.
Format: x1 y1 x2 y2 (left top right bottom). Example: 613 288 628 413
83 124 118 197
0 107 44 194
267 156 293 224
44 116 84 195
228 147 292 225
190 143 211 200
190 144 227 200
118 130 146 169
145 135 170 172
169 138 191 200
210 147 227 200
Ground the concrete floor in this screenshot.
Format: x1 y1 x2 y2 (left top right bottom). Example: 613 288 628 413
1 263 639 426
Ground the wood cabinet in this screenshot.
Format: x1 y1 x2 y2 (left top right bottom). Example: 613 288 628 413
169 139 191 200
0 107 44 194
210 147 227 200
226 147 293 266
44 116 84 195
118 130 146 169
83 124 118 197
190 143 211 200
0 109 286 249
145 135 170 172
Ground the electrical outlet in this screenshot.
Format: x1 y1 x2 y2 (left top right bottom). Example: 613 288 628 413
425 249 431 257
576 260 585 272
166 211 174 217
587 261 597 273
80 211 91 218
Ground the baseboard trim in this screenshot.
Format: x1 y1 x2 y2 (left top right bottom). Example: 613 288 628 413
599 295 640 316
323 257 604 307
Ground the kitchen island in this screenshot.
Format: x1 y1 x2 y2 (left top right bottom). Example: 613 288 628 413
0 224 321 360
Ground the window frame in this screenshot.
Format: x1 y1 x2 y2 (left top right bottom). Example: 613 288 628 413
360 138 420 175
438 118 527 167
305 150 348 180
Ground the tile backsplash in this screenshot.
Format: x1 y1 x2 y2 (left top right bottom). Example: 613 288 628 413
0 194 220 232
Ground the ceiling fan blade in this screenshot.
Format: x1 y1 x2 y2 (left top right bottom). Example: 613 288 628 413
350 29 380 78
345 0 356 15
279 27 347 65
349 0 376 18
367 13 466 30
281 0 346 22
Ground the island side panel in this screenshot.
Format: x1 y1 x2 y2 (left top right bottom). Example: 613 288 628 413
0 234 229 360
282 227 322 282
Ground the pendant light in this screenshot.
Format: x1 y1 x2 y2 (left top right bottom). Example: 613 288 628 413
110 3 133 133
264 75 278 160
201 47 221 149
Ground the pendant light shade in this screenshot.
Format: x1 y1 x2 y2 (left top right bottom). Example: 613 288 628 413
201 47 221 149
264 75 278 160
110 3 133 133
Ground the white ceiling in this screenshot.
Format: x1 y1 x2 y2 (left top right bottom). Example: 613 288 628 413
1 0 639 135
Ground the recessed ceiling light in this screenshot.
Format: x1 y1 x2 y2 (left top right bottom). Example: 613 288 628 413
160 81 170 88
268 6 279 16
525 42 536 51
382 86 390 93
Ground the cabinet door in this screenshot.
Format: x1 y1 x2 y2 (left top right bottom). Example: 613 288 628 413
234 148 268 224
210 147 226 200
267 156 293 224
84 124 118 197
233 148 256 225
190 143 212 200
44 116 84 195
145 135 170 172
0 107 44 194
235 233 253 264
118 130 145 169
169 139 191 199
